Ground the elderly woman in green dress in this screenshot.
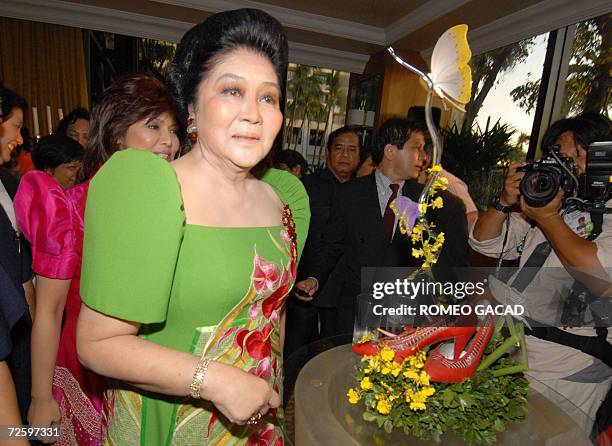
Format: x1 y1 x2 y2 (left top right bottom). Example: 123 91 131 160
76 9 309 445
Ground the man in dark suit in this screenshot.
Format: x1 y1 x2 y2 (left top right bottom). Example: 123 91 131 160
295 118 469 336
283 126 361 358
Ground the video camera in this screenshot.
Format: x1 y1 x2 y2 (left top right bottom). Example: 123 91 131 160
518 141 612 213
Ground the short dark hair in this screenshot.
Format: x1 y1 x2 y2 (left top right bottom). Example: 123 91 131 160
0 85 28 121
56 107 90 135
273 149 308 174
166 9 288 131
541 113 611 153
326 125 362 153
372 118 427 165
82 72 177 180
32 134 84 171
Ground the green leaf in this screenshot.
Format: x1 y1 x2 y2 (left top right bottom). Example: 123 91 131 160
362 411 376 422
493 418 506 432
383 420 393 434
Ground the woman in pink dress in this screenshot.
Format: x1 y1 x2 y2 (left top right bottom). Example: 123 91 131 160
14 73 180 445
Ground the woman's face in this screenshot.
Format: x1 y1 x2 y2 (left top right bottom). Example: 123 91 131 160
0 107 24 164
67 118 90 147
48 160 82 189
121 112 180 161
192 48 283 171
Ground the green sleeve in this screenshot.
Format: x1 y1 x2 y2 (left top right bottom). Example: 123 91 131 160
260 168 310 263
80 149 184 324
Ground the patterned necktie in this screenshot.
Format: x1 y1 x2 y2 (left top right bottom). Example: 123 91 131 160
383 183 400 241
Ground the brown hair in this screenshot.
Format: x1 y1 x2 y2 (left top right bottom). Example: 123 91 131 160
81 72 177 180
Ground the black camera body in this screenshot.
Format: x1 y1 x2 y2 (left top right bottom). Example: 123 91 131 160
518 145 576 207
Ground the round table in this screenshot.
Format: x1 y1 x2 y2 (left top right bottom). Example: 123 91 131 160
289 343 593 446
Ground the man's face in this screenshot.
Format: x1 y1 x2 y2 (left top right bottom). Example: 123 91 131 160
327 131 360 179
393 131 426 180
557 130 587 175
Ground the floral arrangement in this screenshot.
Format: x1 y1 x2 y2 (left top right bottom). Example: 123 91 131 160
391 164 449 270
348 332 529 444
348 164 529 443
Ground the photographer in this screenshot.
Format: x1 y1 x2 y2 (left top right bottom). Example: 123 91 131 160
470 113 611 434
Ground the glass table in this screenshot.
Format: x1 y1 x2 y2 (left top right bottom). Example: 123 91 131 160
283 338 594 446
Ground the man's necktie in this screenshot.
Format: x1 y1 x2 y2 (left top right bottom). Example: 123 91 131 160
383 183 400 241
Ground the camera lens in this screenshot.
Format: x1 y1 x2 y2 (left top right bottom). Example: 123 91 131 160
519 168 560 207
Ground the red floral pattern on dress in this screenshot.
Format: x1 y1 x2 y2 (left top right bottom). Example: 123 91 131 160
236 324 272 361
249 358 272 380
253 255 281 294
246 423 278 446
222 207 297 444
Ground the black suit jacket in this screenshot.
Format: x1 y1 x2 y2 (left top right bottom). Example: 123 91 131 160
309 173 469 313
0 168 32 287
297 168 341 280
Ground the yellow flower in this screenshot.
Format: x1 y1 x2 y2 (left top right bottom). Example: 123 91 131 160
412 225 423 236
356 333 373 344
408 354 425 369
421 386 436 397
412 248 424 258
376 399 392 415
418 371 430 386
380 347 395 362
436 232 445 244
360 377 373 390
410 401 427 411
405 388 414 402
431 196 443 209
391 362 402 377
403 369 419 380
418 203 428 214
430 164 442 173
381 366 391 375
347 388 360 404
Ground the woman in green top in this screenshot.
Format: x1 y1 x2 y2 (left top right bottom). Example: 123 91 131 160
76 9 309 446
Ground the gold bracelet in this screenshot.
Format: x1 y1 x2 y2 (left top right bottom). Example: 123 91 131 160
189 356 211 399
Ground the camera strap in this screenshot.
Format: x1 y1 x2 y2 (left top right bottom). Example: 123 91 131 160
509 211 610 364
510 241 552 292
510 210 604 293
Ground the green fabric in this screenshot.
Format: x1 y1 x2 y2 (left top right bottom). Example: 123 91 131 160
80 149 309 445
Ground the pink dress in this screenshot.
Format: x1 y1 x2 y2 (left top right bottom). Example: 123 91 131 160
15 171 104 446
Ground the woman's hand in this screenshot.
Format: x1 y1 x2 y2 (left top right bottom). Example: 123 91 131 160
203 362 280 425
28 396 61 444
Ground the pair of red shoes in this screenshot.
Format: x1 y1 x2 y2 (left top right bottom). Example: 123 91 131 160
352 314 495 383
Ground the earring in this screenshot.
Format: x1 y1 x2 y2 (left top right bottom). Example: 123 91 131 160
186 117 197 143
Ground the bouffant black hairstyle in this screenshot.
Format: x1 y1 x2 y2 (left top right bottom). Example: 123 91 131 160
166 8 288 129
32 134 84 171
372 118 428 165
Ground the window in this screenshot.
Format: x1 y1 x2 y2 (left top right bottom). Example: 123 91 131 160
559 13 611 118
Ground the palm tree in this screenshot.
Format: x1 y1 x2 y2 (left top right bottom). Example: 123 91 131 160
292 81 322 151
285 65 320 147
315 70 344 164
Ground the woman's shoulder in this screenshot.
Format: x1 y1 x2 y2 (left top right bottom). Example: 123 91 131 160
89 149 182 208
259 168 309 210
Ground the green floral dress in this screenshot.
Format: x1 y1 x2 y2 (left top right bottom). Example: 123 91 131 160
80 150 309 446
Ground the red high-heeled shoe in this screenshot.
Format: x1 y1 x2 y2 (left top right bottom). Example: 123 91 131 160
423 314 495 383
352 313 477 362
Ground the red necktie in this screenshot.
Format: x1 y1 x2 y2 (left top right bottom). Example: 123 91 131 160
383 183 400 241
